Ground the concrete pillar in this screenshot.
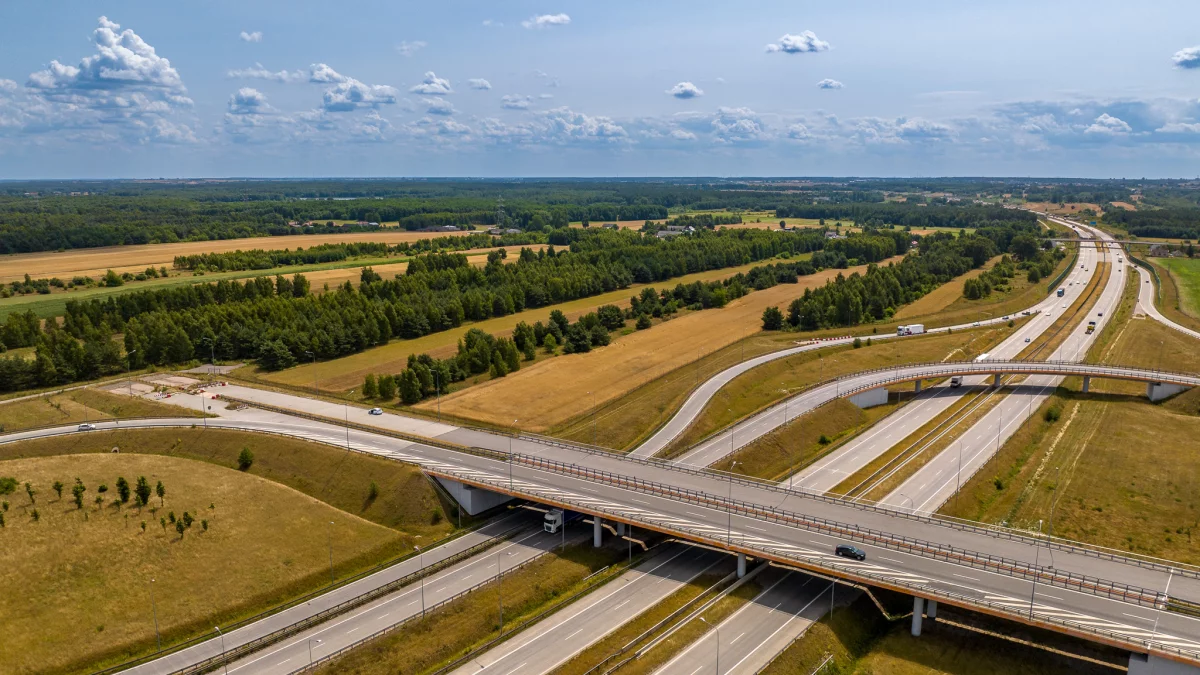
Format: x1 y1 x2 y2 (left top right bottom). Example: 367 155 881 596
914 380 922 394
911 596 925 636
737 552 747 578
993 373 1001 387
617 522 626 536
593 518 603 548
926 599 937 621
1082 376 1090 393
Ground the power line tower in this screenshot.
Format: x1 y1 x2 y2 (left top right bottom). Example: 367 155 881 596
495 196 506 227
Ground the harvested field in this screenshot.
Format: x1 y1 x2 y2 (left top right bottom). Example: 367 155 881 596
1023 202 1104 217
420 258 901 432
893 256 998 320
257 259 785 392
0 229 474 284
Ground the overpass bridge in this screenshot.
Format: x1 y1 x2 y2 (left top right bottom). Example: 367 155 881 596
7 414 1200 671
835 359 1200 408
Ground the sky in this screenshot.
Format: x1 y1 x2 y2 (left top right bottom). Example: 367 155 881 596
2 0 1200 179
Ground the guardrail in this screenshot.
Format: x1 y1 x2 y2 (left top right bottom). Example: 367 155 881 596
1128 252 1163 303
426 461 1200 665
1046 241 1080 293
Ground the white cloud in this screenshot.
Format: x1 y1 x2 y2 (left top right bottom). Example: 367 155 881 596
538 93 554 99
0 79 16 92
410 71 453 95
787 123 811 139
711 107 766 143
482 19 503 28
397 41 427 57
817 79 844 90
1173 46 1200 69
239 31 263 43
766 31 831 54
523 14 571 29
228 87 270 114
28 17 184 92
540 107 628 142
670 129 696 140
666 82 703 99
1085 113 1132 135
467 78 492 90
227 63 306 83
310 63 348 84
502 94 532 110
323 80 398 112
424 98 456 115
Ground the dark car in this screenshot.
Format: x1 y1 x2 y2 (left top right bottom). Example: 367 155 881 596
835 544 866 561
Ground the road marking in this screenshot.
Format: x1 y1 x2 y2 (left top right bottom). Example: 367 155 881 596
953 573 979 582
566 628 584 640
748 526 768 532
730 631 745 645
1124 612 1155 623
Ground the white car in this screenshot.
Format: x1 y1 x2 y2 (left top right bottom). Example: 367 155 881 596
368 407 383 415
1062 304 1067 308
78 423 97 431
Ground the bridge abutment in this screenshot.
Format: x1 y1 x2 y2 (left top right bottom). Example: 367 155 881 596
1129 653 1200 674
432 477 512 516
849 387 889 409
1147 382 1189 402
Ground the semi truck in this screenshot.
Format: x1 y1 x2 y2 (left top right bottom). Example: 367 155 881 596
897 324 925 336
544 508 582 534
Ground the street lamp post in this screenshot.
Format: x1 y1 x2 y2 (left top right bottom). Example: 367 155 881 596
1030 519 1043 618
305 350 317 395
700 617 719 675
416 545 425 616
215 626 228 675
509 420 517 491
150 578 161 651
344 390 354 451
435 371 441 422
308 638 321 665
592 391 598 447
899 493 914 514
727 460 740 545
126 350 137 399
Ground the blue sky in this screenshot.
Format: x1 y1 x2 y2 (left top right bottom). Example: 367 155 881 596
2 0 1200 178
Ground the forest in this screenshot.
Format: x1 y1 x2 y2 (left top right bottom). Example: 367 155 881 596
1101 208 1200 240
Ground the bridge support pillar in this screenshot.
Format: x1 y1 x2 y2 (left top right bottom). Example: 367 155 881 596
848 387 889 410
1082 376 1091 393
1128 653 1200 674
593 518 603 548
737 552 747 578
617 522 626 536
914 380 922 394
911 596 925 636
1147 382 1189 402
993 373 1002 387
926 599 937 621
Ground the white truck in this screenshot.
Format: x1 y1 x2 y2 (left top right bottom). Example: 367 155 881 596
543 508 581 534
897 324 925 337
950 377 962 388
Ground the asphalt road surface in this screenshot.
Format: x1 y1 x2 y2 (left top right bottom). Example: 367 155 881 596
449 544 729 675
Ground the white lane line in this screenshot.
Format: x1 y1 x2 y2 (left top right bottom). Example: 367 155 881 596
566 628 584 640
953 573 980 582
730 631 745 645
1123 612 1155 623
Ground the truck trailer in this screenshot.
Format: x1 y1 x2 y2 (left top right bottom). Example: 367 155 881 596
897 324 925 336
544 508 582 534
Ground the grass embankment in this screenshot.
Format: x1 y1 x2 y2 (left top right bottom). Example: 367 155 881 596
607 578 764 675
761 593 1119 675
313 541 632 675
0 387 203 433
552 571 730 675
1153 257 1200 333
941 279 1200 562
0 427 458 673
258 258 781 394
425 258 904 433
665 323 1016 458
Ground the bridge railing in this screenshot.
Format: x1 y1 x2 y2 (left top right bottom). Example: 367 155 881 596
427 460 1200 664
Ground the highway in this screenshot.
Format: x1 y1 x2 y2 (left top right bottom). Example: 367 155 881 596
9 412 1200 667
1134 262 1200 341
448 544 728 675
652 568 835 675
878 219 1127 512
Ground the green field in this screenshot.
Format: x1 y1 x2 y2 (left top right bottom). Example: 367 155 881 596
1158 256 1200 321
0 427 456 674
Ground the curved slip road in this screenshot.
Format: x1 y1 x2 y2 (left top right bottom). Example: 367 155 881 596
1134 262 1200 341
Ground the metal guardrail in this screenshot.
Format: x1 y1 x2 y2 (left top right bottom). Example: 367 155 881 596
1045 241 1081 294
426 461 1200 664
1128 253 1163 303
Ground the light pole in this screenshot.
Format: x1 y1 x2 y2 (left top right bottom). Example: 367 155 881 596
308 637 322 665
305 350 317 395
416 545 426 616
956 439 962 509
1029 519 1043 618
509 419 517 491
727 460 740 545
344 390 354 450
126 349 137 399
700 616 719 675
327 521 335 586
201 336 216 382
495 550 511 633
435 371 441 422
899 493 914 514
150 578 161 651
215 626 228 675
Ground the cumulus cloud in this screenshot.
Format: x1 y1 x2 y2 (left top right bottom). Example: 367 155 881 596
397 41 426 57
307 63 398 111
22 16 195 142
239 31 263 43
227 63 306 83
787 123 811 139
0 79 16 92
410 71 453 95
228 87 270 114
424 98 456 115
467 78 492 90
670 129 696 140
540 107 627 142
1085 113 1132 135
523 13 571 29
765 31 830 54
309 63 347 84
501 94 533 110
711 107 766 143
1173 46 1200 69
539 93 554 99
666 82 703 99
816 79 844 90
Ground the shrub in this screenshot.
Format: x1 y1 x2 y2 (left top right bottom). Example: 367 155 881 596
636 314 652 330
818 434 831 445
853 337 862 348
1044 407 1062 423
994 477 1005 491
237 447 255 471
0 477 16 495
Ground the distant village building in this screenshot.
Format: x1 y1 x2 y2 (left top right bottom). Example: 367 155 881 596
602 223 619 230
